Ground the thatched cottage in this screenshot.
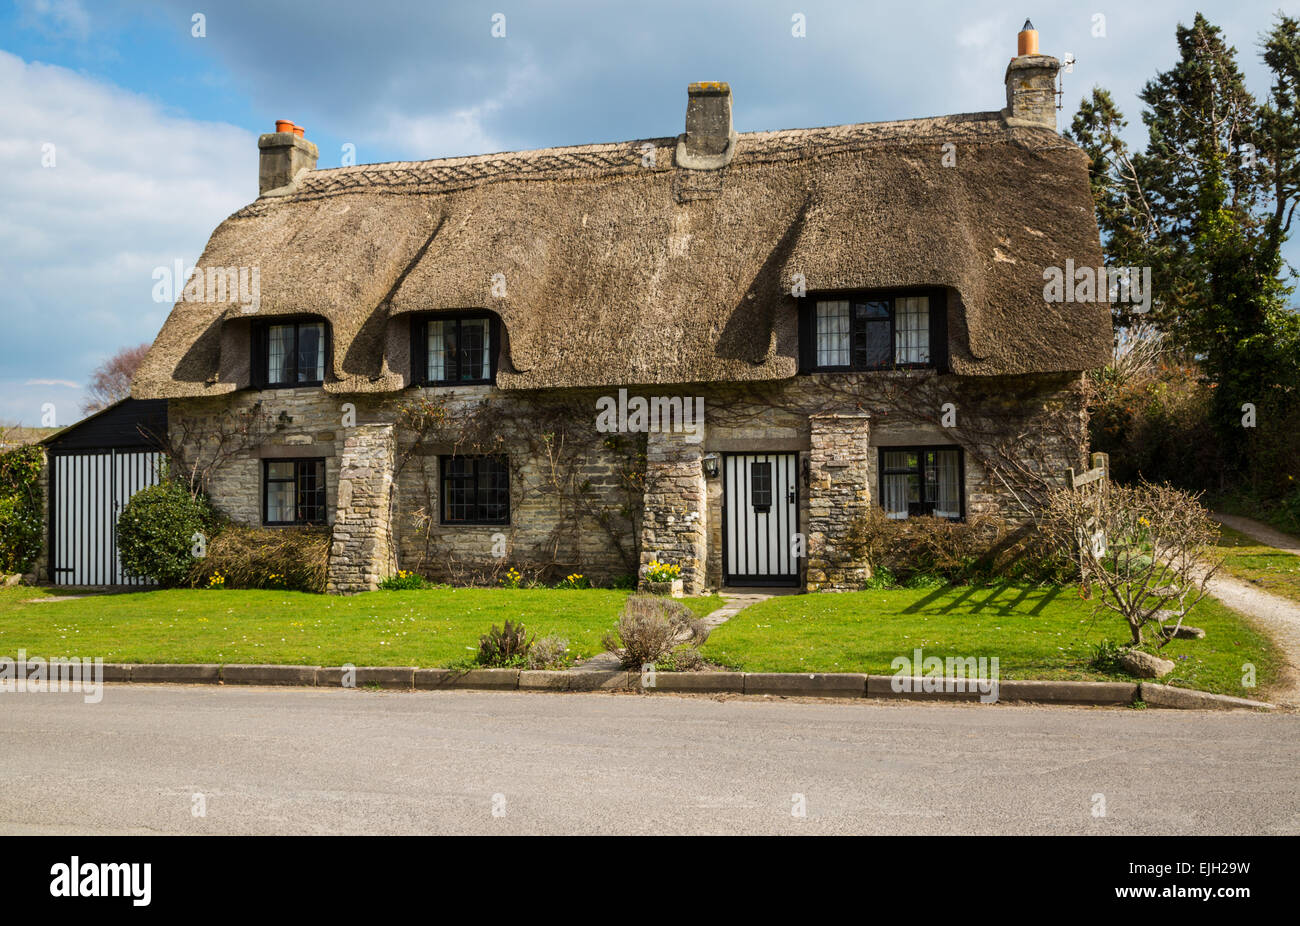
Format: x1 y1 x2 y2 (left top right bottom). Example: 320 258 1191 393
131 23 1110 594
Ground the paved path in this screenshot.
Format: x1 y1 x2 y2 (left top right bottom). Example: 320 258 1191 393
1 686 1296 835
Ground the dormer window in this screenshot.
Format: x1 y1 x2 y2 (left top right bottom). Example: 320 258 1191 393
799 291 946 372
412 313 498 386
252 318 327 388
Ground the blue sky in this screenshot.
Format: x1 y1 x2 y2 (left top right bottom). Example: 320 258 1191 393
2 0 1298 425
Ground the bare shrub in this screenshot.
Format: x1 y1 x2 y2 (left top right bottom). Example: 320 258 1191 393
603 595 709 668
846 510 1069 584
527 636 570 670
187 524 329 592
1040 480 1222 647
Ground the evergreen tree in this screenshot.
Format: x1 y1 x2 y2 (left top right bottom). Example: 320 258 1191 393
1069 13 1300 484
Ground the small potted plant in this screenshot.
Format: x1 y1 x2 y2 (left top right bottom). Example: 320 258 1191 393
643 559 683 597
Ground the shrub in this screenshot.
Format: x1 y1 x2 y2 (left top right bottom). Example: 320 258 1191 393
527 636 570 669
187 525 330 592
117 480 213 587
603 595 709 668
658 646 705 672
379 569 425 590
0 446 43 574
0 495 42 576
846 510 1070 586
478 620 533 667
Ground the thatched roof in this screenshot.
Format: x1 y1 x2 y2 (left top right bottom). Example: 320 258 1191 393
133 110 1110 398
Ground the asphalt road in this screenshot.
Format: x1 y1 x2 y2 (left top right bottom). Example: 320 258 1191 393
2 685 1297 835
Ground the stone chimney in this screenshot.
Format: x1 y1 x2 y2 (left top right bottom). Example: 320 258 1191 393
1003 20 1061 130
258 120 318 196
676 82 737 169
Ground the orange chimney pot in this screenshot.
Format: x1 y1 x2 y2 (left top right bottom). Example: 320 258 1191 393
1017 18 1039 56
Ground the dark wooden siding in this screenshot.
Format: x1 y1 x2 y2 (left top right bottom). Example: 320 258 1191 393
44 399 167 452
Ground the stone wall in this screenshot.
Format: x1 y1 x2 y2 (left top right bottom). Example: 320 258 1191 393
638 429 707 595
168 370 1088 594
169 386 642 589
326 423 396 593
806 414 872 592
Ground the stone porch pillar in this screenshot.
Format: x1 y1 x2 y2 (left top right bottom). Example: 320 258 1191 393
638 428 707 595
326 423 396 594
806 413 872 592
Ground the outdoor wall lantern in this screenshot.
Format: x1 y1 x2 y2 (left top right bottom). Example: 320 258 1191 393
702 453 720 479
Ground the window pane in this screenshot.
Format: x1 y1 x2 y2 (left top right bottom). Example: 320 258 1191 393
894 296 930 364
267 461 294 480
297 323 325 383
855 315 891 368
750 462 773 509
267 479 294 522
478 456 509 521
815 301 850 367
460 318 491 381
882 474 911 519
443 456 473 522
427 320 446 382
442 455 507 523
295 460 325 523
933 449 961 519
267 325 293 384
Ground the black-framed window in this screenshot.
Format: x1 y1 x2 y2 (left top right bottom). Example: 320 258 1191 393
263 458 327 525
878 446 964 521
799 291 946 372
253 318 328 388
412 313 498 386
440 455 509 524
750 461 773 511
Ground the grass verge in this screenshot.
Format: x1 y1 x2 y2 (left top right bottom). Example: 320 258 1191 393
1214 525 1300 605
0 587 723 668
701 583 1280 698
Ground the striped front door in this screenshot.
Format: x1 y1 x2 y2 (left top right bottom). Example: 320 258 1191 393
51 450 163 586
722 452 800 587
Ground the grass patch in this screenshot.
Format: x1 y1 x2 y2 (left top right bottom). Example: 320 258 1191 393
701 583 1281 698
0 587 723 667
1214 525 1300 605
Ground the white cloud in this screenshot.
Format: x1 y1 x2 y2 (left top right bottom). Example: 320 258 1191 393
0 50 255 424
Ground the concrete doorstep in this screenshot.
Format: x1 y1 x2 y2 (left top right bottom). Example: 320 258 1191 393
76 663 1277 710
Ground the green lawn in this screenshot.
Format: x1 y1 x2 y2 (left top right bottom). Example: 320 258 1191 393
0 587 723 668
701 583 1281 698
1215 525 1300 605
